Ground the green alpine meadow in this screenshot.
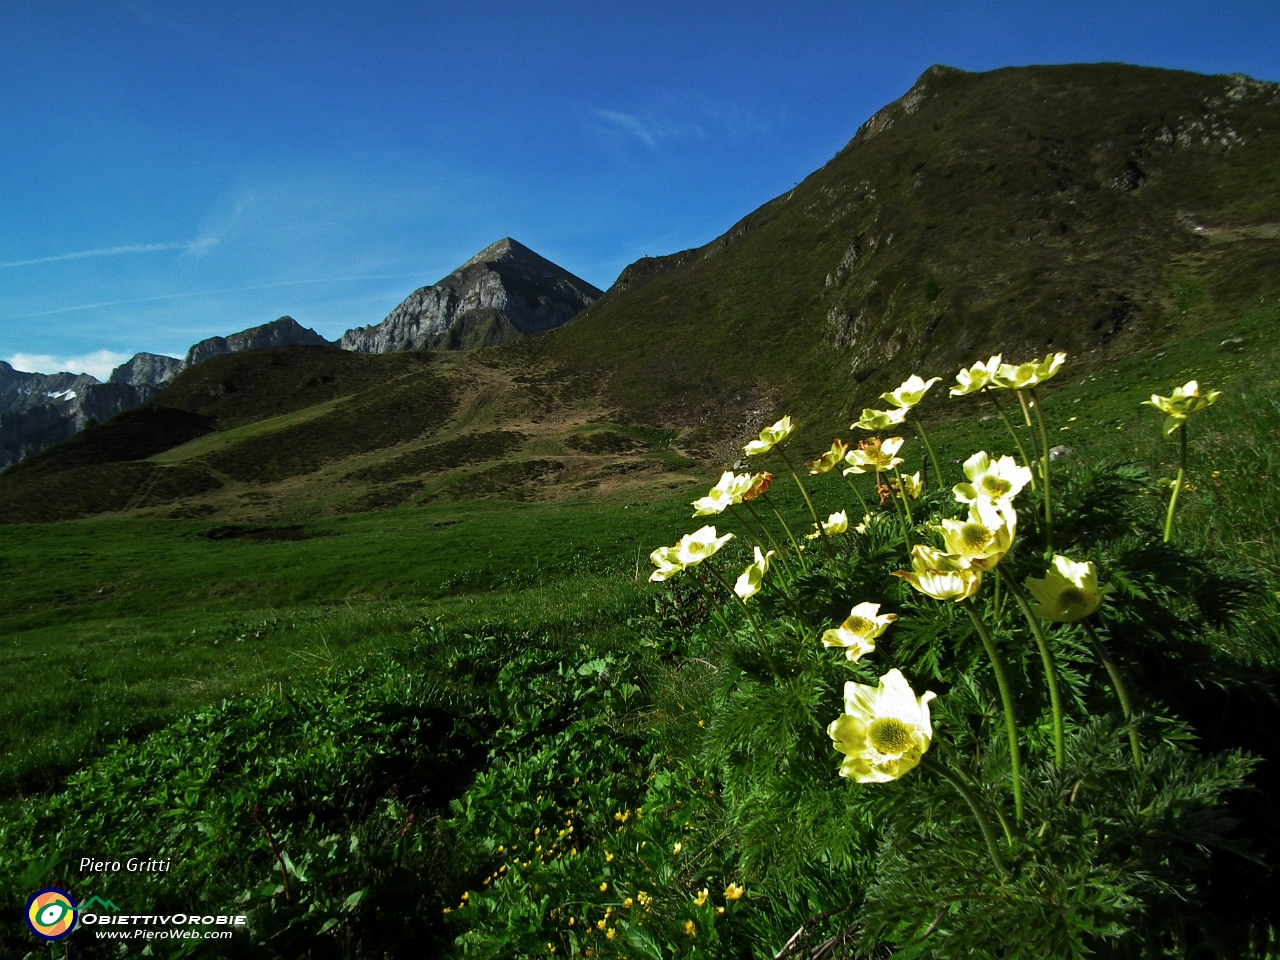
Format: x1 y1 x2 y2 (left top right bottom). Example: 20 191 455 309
3 63 1280 958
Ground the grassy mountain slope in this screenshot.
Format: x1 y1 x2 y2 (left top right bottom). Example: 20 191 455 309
3 63 1279 523
515 63 1280 451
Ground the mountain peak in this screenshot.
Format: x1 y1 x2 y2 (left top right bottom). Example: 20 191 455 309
340 239 601 354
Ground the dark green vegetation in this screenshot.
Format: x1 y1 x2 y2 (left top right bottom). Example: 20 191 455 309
2 63 1280 958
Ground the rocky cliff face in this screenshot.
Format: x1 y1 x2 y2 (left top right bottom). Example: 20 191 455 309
185 316 336 367
108 352 183 387
0 362 157 470
340 238 602 353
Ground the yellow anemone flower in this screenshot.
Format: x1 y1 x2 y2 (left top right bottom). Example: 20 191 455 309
953 451 1032 505
1025 555 1110 621
828 668 936 782
693 889 709 907
939 500 1016 571
990 352 1067 390
648 545 684 582
843 436 905 475
881 374 942 410
744 416 795 456
675 526 734 566
807 510 849 539
1142 380 1222 436
724 883 745 901
743 471 773 500
949 355 1003 397
807 439 850 475
853 406 909 431
892 545 983 601
734 546 776 600
892 471 923 500
692 471 753 516
822 601 897 662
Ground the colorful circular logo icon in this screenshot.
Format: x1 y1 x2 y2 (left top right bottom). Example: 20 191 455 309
25 888 78 941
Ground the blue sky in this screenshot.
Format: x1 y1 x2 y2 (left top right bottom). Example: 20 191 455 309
2 1 1277 378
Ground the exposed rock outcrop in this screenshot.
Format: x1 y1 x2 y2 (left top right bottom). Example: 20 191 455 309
185 316 335 367
108 352 183 387
340 238 602 353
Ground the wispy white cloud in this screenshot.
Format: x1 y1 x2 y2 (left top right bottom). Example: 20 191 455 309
592 109 673 147
0 242 195 271
6 349 136 380
8 273 426 320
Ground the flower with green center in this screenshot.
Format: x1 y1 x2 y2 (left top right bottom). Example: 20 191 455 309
953 451 1032 505
675 525 734 566
843 436 905 474
828 668 936 782
1025 555 1110 621
1142 380 1222 436
892 544 983 601
853 406 909 431
744 416 795 456
940 499 1016 571
881 373 942 410
949 355 1003 397
648 545 684 582
692 471 753 516
990 352 1067 390
807 439 850 475
822 601 897 661
734 546 776 599
743 471 773 500
807 510 848 539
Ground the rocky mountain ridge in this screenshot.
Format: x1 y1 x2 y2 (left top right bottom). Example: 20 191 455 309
340 238 601 353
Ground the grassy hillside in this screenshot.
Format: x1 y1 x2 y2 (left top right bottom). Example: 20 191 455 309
2 64 1278 525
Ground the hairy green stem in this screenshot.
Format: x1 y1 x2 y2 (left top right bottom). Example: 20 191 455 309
962 598 1025 821
1084 620 1142 770
922 755 1012 874
703 558 781 678
894 467 915 529
1030 388 1055 554
882 470 913 551
737 502 796 583
912 413 945 490
1163 423 1188 544
997 565 1065 770
1016 389 1042 470
761 492 807 573
985 390 1036 490
777 447 833 558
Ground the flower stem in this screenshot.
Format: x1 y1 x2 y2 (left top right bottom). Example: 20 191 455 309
762 492 807 572
1030 388 1055 554
997 564 1065 770
1084 619 1142 770
882 470 913 551
913 413 945 489
921 755 1012 873
747 506 793 583
1163 422 1188 544
703 558 781 678
894 467 915 529
842 474 872 521
985 390 1036 490
777 447 833 558
962 598 1024 821
1017 389 1042 468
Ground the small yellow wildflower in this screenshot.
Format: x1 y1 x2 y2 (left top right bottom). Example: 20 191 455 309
807 510 848 539
694 888 709 907
672 842 683 854
599 882 608 892
597 919 607 931
605 850 614 862
606 928 617 940
724 882 745 900
1143 379 1222 435
683 920 697 939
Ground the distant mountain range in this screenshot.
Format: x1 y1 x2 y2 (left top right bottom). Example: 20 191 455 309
3 62 1278 522
0 239 598 470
